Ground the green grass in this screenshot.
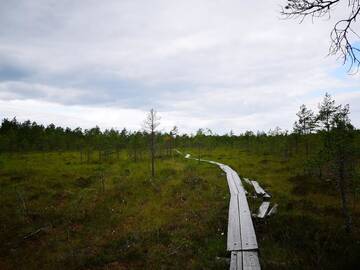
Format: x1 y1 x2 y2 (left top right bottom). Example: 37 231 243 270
0 148 359 269
0 152 228 269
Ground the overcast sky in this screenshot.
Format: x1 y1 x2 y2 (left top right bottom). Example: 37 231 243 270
0 0 359 134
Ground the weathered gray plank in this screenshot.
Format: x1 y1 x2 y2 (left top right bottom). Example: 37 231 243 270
257 202 270 218
230 252 239 270
250 180 265 195
237 191 258 250
243 251 261 270
227 176 238 195
225 168 258 251
267 203 278 216
236 251 243 270
250 180 270 198
230 251 261 270
227 195 242 251
226 172 239 195
230 251 244 270
231 170 244 193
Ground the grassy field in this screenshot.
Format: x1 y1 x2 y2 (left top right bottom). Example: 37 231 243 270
0 148 359 269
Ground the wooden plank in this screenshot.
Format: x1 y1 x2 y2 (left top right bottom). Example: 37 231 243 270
231 173 250 195
237 191 258 250
230 170 244 193
236 251 243 270
242 251 261 270
230 251 261 270
227 196 242 251
229 170 251 196
267 203 278 216
223 167 238 195
230 252 238 270
207 160 217 165
222 165 232 173
226 174 238 195
194 160 238 195
226 168 258 251
230 251 244 270
250 180 270 198
250 181 265 195
231 171 243 187
257 202 270 218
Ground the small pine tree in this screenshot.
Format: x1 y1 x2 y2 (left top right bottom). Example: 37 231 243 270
317 93 340 132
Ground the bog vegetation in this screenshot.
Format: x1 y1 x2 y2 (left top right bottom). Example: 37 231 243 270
0 94 359 269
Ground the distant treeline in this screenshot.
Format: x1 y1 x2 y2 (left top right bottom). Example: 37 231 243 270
0 94 359 162
0 115 301 155
2 117 356 153
0 93 358 232
0 94 358 158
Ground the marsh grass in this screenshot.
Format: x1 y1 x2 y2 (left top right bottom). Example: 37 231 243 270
0 151 228 269
0 148 358 269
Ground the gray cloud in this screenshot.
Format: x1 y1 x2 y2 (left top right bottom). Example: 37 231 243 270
0 0 358 132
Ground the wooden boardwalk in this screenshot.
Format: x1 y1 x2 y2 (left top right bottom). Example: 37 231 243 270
177 151 261 270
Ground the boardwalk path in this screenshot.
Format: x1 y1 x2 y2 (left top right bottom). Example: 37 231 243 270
177 151 261 270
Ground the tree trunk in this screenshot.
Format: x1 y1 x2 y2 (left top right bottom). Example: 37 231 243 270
151 131 155 178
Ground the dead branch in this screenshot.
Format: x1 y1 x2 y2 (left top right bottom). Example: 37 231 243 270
281 0 360 72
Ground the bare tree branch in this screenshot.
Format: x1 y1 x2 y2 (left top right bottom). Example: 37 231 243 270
281 0 360 73
143 109 160 178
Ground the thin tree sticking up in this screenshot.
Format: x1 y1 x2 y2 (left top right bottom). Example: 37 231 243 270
294 104 317 158
281 0 360 72
143 109 160 178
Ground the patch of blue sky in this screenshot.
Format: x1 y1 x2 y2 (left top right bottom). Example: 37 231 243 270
329 41 360 79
